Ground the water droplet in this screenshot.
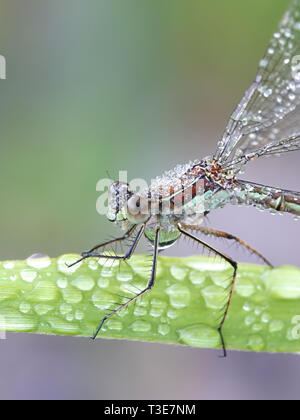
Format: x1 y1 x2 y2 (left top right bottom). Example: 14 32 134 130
178 324 220 348
284 28 292 38
116 265 133 282
259 59 268 68
254 307 263 316
75 310 84 321
269 320 284 334
289 81 296 91
151 298 166 310
20 269 37 283
158 324 170 336
252 323 263 333
57 254 82 275
98 256 119 267
19 302 31 314
106 319 123 331
264 88 273 98
130 320 151 333
97 277 109 289
149 308 163 318
120 282 143 297
116 307 129 318
34 304 53 316
88 260 98 271
248 335 265 351
289 93 296 101
264 267 300 299
261 313 272 324
60 303 73 316
133 306 147 317
130 256 152 279
245 314 256 326
210 272 232 288
92 290 113 310
3 262 14 269
235 277 255 298
62 287 83 304
57 278 68 289
27 254 51 269
170 265 188 281
185 258 227 272
243 302 254 312
167 309 179 319
202 286 225 309
150 299 166 318
72 275 95 291
166 284 191 309
66 314 74 322
287 327 297 341
135 295 149 308
189 270 206 286
100 266 115 278
38 321 50 331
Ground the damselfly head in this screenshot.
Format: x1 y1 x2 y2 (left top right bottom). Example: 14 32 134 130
107 181 131 222
107 181 149 224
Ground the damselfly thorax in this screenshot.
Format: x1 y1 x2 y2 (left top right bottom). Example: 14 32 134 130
106 159 234 249
70 0 300 356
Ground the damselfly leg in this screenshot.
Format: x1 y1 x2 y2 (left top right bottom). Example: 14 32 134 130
181 224 273 268
91 227 160 340
67 225 144 268
83 225 138 255
178 223 238 358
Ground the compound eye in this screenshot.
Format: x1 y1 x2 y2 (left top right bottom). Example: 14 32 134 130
127 195 141 216
126 195 149 223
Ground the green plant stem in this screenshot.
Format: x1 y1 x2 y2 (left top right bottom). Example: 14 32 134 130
0 253 300 353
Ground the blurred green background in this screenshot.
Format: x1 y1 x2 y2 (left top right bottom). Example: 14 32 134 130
1 0 300 400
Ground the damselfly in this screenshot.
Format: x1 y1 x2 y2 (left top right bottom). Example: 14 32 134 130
71 0 300 356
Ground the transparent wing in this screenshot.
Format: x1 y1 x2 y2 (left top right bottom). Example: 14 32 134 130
214 0 300 168
225 131 300 173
